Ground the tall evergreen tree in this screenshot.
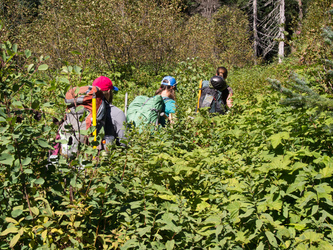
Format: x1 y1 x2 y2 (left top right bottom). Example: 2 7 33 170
269 9 333 129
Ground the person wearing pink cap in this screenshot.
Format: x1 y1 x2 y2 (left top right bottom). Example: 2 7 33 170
92 76 126 147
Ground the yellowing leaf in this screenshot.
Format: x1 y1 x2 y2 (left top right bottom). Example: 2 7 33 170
9 233 20 248
31 207 39 216
5 217 18 224
38 64 48 71
41 230 48 242
158 194 176 202
0 227 18 236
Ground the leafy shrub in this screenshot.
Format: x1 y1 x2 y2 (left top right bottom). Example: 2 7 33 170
212 5 254 67
293 0 333 65
2 39 333 249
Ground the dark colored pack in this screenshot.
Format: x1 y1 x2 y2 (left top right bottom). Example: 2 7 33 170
198 87 226 114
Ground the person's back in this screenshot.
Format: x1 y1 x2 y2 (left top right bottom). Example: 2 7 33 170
198 76 227 114
104 102 126 146
216 67 233 109
92 76 126 147
155 76 177 126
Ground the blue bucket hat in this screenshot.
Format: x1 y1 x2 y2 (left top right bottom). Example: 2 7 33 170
161 76 177 90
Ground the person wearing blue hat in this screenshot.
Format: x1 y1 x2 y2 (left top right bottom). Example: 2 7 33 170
155 76 177 126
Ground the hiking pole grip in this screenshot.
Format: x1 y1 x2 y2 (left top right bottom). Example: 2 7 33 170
197 80 203 112
92 92 97 149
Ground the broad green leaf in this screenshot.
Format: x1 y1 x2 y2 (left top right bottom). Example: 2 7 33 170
38 64 48 71
22 157 31 166
59 77 70 84
74 65 82 75
9 233 20 248
121 238 138 250
235 230 249 244
42 102 53 108
61 66 69 74
96 186 106 194
67 66 73 72
289 223 307 230
24 169 33 174
239 208 255 218
299 231 323 243
0 227 18 236
269 132 290 149
2 50 6 61
27 64 34 72
71 50 81 55
34 178 45 185
41 229 48 241
36 79 46 85
31 207 39 216
75 105 84 112
37 139 50 148
256 219 263 231
5 217 18 224
11 101 23 108
158 194 176 202
291 162 307 173
196 200 210 212
165 240 175 250
25 49 31 58
11 209 23 218
256 241 264 250
265 231 278 247
0 153 14 165
12 44 17 53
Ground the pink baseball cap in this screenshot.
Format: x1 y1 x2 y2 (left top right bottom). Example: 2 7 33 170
92 76 119 91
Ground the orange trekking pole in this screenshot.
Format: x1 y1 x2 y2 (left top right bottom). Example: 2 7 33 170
197 80 203 112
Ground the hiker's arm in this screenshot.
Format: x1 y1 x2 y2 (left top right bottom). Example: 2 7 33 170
226 86 233 108
169 113 175 125
114 115 127 147
227 93 233 108
110 106 127 147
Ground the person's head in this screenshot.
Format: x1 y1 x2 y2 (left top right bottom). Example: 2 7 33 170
155 76 177 100
216 67 228 79
92 76 118 103
161 76 177 89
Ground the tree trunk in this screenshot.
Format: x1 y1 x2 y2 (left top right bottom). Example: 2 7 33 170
278 0 285 63
291 0 303 53
253 0 258 64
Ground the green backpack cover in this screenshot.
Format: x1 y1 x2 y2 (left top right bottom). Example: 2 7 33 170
126 95 165 127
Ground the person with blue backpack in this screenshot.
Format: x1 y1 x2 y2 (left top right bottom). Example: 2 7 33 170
154 76 177 126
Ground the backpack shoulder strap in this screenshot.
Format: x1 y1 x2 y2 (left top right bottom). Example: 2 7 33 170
163 97 172 103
